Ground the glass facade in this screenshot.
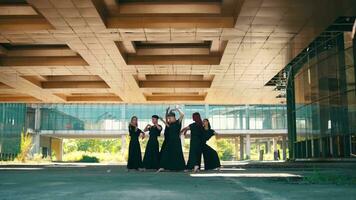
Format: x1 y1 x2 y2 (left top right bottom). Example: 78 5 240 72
287 31 356 159
0 103 287 159
38 104 287 132
0 103 27 160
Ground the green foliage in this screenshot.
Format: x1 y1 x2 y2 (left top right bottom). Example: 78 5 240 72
64 139 122 154
78 155 99 163
216 139 234 161
63 138 127 163
16 130 33 163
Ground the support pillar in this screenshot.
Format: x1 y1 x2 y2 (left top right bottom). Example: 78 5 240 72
273 137 278 160
121 135 126 156
245 134 251 160
282 136 287 160
31 106 41 156
31 134 40 156
234 137 239 160
34 106 41 132
266 139 270 154
256 139 260 153
59 139 63 161
240 135 244 160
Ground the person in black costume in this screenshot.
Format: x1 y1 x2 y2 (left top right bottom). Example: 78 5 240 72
157 106 186 172
127 116 145 171
181 112 204 173
142 115 162 170
202 118 221 170
158 107 170 161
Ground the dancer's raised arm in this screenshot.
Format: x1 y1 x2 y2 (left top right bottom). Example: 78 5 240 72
180 126 190 135
174 106 185 123
144 124 151 132
165 106 170 121
159 116 169 127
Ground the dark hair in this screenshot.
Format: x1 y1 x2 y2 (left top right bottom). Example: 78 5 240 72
152 115 159 119
203 118 211 130
167 111 176 117
192 112 203 128
130 116 138 126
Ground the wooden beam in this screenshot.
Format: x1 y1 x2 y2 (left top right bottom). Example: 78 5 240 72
121 41 136 54
0 16 53 31
66 95 122 102
21 76 44 87
6 48 77 57
136 47 210 55
118 2 221 14
42 81 110 89
0 5 38 16
106 16 234 28
145 95 206 101
44 75 103 82
0 56 89 66
210 40 221 52
127 55 221 65
0 96 41 102
0 45 7 55
0 82 12 89
151 92 200 96
138 81 211 88
145 74 205 81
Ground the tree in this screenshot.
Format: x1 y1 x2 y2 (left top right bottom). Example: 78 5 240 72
16 130 33 163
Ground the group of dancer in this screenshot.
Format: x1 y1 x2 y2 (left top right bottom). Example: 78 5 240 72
127 106 221 172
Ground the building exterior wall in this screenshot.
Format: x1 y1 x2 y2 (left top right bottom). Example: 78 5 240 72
0 103 27 160
287 27 356 159
36 104 287 132
0 103 287 160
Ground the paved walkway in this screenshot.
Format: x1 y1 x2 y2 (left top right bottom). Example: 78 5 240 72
0 162 355 200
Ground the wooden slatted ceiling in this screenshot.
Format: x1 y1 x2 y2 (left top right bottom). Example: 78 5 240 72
0 0 347 104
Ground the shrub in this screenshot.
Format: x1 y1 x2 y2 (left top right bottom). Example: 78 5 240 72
216 139 234 161
78 155 99 163
16 131 33 163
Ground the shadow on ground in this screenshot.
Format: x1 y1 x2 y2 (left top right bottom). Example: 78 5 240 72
0 162 355 200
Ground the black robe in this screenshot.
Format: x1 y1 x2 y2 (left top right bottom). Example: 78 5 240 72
143 125 162 169
127 125 143 169
186 123 204 169
159 121 186 170
202 129 221 170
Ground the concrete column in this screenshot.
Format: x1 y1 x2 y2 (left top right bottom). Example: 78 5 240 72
234 137 239 160
273 138 278 160
245 134 251 159
266 140 270 154
273 138 277 152
34 106 41 131
31 134 40 156
59 139 63 161
205 104 209 118
121 135 126 156
239 135 244 160
30 106 41 157
282 136 287 160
